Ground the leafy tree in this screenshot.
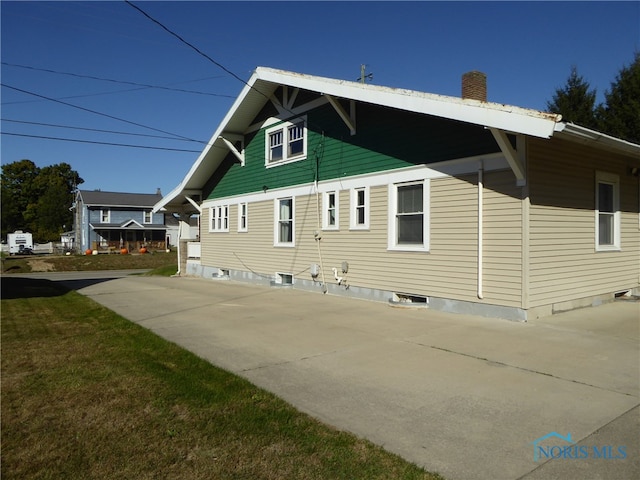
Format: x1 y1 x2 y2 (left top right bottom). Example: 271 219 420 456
546 66 598 129
1 160 83 242
1 159 40 238
596 52 640 144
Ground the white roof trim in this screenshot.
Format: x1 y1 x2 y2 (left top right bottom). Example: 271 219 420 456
155 67 639 212
256 67 561 138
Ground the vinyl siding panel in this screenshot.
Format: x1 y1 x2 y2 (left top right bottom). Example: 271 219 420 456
482 170 523 307
528 137 640 307
202 170 527 309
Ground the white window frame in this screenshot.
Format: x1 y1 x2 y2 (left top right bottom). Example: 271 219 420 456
100 209 110 223
388 180 430 252
265 117 307 167
595 172 620 251
350 186 369 230
274 197 295 247
238 202 248 232
143 210 152 224
322 191 339 230
209 205 229 233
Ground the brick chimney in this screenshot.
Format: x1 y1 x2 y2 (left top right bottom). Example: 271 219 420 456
462 71 487 102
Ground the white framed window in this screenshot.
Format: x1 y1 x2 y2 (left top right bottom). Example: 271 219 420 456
238 202 248 232
209 205 229 232
350 187 369 230
595 172 620 251
265 117 307 167
275 197 295 246
143 210 152 224
100 209 110 223
322 191 339 230
388 180 429 252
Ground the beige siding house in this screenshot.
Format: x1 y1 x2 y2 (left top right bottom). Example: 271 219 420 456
156 67 640 320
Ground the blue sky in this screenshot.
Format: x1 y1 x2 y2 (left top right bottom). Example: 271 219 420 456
2 1 639 195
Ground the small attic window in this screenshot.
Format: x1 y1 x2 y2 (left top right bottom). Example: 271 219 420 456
265 117 307 167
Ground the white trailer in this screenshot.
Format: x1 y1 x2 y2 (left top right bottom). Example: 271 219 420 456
8 230 34 255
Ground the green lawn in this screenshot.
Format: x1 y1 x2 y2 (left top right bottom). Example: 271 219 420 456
1 277 443 480
1 251 177 274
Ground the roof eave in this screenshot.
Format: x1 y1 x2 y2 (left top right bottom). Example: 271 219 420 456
157 66 568 209
255 67 560 139
554 123 640 157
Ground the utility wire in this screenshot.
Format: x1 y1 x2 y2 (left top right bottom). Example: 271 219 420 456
2 62 235 98
1 132 202 153
1 82 205 144
2 118 202 143
124 0 323 131
124 1 255 92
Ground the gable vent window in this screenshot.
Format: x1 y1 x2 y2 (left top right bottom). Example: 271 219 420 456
265 117 307 167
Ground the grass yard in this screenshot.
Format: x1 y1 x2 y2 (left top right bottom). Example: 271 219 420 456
1 277 442 480
1 251 178 274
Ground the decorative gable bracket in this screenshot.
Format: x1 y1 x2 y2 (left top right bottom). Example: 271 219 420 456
218 134 245 166
325 95 356 135
270 86 300 114
489 128 526 186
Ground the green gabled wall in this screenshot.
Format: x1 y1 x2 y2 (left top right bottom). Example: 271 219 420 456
207 100 499 200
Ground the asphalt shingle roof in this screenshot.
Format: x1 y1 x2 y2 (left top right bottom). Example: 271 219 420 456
78 190 162 208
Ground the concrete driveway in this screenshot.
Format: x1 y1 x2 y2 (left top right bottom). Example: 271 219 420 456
75 275 639 480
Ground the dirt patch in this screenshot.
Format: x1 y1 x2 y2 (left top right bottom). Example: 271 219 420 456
27 259 55 272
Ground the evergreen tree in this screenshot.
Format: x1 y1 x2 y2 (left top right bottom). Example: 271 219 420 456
596 52 640 144
546 66 597 129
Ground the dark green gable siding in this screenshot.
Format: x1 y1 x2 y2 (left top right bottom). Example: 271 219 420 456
206 100 499 200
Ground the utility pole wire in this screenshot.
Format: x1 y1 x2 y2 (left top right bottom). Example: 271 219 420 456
1 132 202 153
2 62 235 98
2 118 203 142
1 83 205 144
125 1 250 88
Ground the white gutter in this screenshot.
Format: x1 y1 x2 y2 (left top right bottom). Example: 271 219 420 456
477 161 484 300
554 123 640 156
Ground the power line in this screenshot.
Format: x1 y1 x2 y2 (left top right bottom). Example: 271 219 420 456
124 1 253 90
1 131 202 153
1 82 203 144
2 118 203 143
2 62 235 98
123 0 319 129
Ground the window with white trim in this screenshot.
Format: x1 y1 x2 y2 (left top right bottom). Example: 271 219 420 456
265 118 307 166
275 197 294 246
595 172 620 251
238 202 248 232
209 205 229 232
388 180 429 251
350 187 369 230
143 210 152 224
100 209 110 223
322 191 339 230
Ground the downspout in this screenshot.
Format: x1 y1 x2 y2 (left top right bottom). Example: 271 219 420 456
175 216 182 276
477 161 484 300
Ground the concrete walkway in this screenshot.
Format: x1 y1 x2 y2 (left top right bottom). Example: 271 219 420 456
76 275 639 480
